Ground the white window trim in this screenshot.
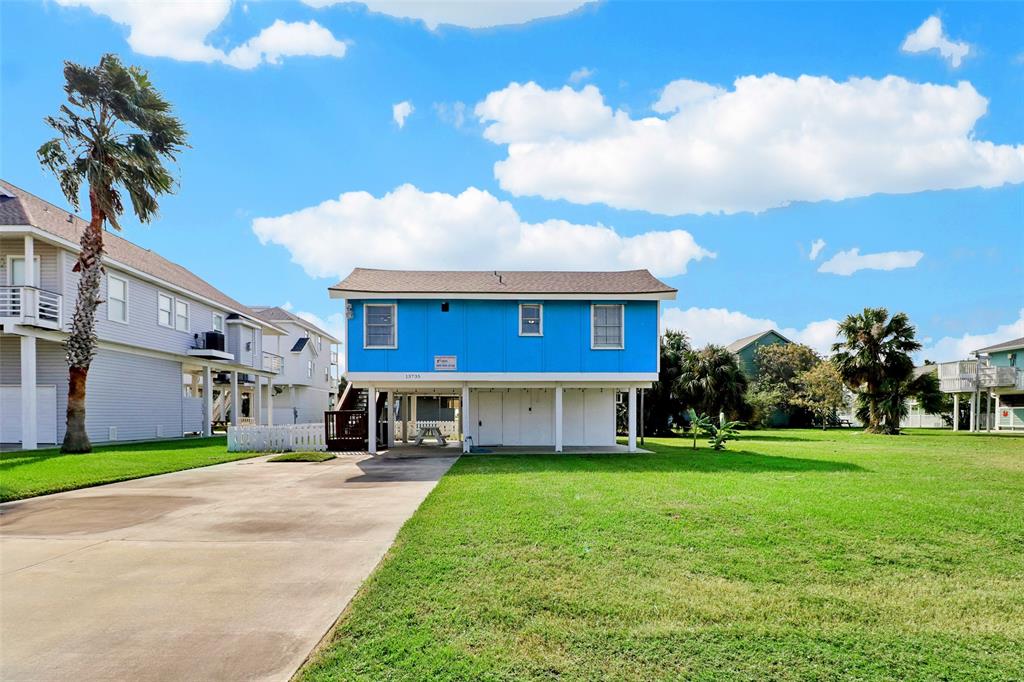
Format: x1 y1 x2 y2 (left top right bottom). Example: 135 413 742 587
591 303 625 350
6 255 42 287
518 303 544 336
157 291 174 328
106 273 130 324
307 359 314 378
212 312 225 333
175 299 190 332
363 303 398 349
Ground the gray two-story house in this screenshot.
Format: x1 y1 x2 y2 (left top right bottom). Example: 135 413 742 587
0 180 286 450
250 306 340 424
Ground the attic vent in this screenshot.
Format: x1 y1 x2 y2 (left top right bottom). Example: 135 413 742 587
493 271 504 285
67 213 74 223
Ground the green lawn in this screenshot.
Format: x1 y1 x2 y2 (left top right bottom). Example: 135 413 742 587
301 429 1024 681
268 451 337 463
0 437 257 501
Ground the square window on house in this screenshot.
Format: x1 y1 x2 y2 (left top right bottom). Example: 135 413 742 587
158 293 173 327
364 304 396 348
175 300 189 331
107 274 128 323
519 304 543 336
8 256 41 287
592 304 624 349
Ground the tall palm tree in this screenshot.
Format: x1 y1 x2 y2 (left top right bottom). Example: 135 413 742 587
37 54 188 453
676 344 749 421
831 307 921 434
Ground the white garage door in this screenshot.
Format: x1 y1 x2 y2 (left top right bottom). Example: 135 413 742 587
0 385 58 444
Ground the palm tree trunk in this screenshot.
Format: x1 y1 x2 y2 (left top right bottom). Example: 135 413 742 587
61 189 104 453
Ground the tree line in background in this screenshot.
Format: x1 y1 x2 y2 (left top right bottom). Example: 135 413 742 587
629 307 947 437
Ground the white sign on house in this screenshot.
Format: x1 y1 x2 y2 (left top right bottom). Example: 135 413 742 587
434 355 457 371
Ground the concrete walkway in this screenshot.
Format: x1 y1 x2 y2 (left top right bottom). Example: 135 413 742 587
0 454 456 681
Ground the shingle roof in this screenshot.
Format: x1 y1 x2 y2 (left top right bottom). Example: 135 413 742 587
974 336 1024 354
250 305 340 342
1 179 274 328
329 268 677 297
725 329 791 353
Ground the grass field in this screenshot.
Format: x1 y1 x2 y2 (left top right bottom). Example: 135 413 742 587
301 429 1024 681
0 437 256 501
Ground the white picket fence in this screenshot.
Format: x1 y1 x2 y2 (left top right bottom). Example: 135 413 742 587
227 423 327 453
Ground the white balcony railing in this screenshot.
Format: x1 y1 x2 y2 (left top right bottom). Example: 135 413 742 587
261 351 283 374
939 359 1023 393
979 365 1021 388
0 286 62 330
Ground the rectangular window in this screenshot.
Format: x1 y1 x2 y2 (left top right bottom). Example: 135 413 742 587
519 303 543 336
212 313 224 333
175 299 189 332
364 303 397 349
592 304 624 349
8 256 41 287
158 293 173 327
317 334 322 352
107 274 128 323
307 359 314 378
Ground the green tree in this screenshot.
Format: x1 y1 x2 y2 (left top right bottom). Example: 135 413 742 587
746 343 820 426
677 344 749 421
793 360 847 429
831 307 921 434
38 54 188 453
617 331 692 436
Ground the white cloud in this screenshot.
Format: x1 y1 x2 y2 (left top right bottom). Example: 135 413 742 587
434 101 467 129
302 0 590 30
653 79 726 114
661 306 840 355
902 16 970 68
809 238 826 260
476 76 1024 216
392 100 414 128
917 310 1024 362
252 184 714 279
817 248 924 275
56 1 346 69
569 66 596 84
295 310 345 343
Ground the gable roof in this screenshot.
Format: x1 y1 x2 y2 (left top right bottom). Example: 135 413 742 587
251 305 340 342
726 329 792 354
974 336 1024 355
1 179 280 331
329 268 677 299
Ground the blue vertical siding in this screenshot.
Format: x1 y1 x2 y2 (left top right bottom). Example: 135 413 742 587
347 298 658 373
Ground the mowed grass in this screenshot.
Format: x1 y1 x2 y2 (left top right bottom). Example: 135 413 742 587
302 430 1024 681
0 437 257 501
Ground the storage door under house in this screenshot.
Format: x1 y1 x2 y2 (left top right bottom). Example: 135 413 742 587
0 385 58 444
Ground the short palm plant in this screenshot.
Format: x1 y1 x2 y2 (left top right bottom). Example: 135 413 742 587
38 54 187 452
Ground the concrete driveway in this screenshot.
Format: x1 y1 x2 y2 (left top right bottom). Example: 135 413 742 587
0 454 456 682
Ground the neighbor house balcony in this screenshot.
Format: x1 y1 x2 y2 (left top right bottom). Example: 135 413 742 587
261 351 283 374
939 359 1024 393
978 365 1022 389
0 285 62 331
188 330 234 362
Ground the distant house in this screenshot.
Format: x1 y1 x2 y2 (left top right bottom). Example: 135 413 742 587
0 180 286 449
249 306 340 424
726 329 792 378
938 336 1024 431
902 365 944 428
329 267 677 453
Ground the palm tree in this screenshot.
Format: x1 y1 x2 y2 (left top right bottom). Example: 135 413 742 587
676 344 749 421
831 307 921 434
37 54 187 453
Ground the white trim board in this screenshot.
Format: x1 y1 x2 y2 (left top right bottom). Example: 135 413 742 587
329 290 677 301
346 371 657 383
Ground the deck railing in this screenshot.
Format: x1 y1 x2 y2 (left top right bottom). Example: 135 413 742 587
227 423 327 452
0 286 62 329
939 359 1023 392
261 351 283 373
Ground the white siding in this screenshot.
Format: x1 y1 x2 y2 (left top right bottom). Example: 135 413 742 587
466 388 615 447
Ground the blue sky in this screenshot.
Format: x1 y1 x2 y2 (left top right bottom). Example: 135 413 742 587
2 1 1022 360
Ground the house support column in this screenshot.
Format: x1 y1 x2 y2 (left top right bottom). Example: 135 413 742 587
953 394 959 431
994 393 1001 431
20 334 37 450
386 391 396 449
554 386 563 453
289 385 297 423
267 378 274 426
253 376 262 426
23 235 36 324
202 365 213 437
230 371 239 427
367 385 377 454
461 385 470 453
987 391 993 432
969 394 976 432
627 386 637 452
401 395 409 443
